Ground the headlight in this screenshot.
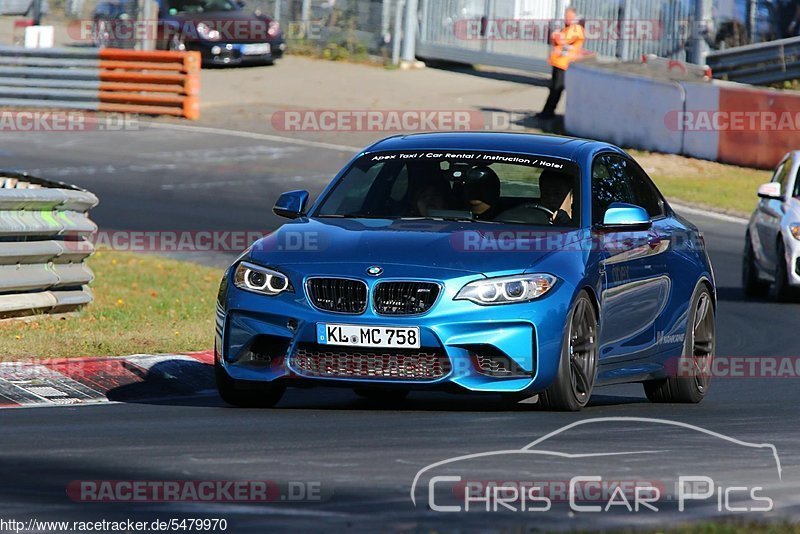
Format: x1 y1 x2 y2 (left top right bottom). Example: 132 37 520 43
790 224 800 241
234 262 293 296
455 274 557 305
267 20 280 37
196 22 221 41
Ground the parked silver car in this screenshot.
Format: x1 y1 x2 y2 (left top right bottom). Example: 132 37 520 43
743 150 800 301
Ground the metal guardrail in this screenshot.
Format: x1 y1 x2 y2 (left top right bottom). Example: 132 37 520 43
0 172 98 319
0 46 201 119
706 36 800 85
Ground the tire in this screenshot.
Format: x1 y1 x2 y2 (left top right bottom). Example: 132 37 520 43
774 239 800 303
539 291 599 412
644 285 714 403
742 233 769 298
215 361 285 408
353 388 409 403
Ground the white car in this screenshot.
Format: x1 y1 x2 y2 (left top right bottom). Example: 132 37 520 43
743 150 800 301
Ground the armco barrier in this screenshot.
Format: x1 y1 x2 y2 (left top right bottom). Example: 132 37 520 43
706 36 800 86
566 61 800 170
0 47 200 120
0 171 98 319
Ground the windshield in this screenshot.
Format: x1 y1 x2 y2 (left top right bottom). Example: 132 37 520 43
165 0 238 14
315 150 580 227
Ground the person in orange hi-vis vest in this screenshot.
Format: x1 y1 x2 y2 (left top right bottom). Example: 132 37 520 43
537 7 585 120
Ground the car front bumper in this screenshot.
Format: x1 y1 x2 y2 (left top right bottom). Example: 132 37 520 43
217 271 576 394
187 39 285 65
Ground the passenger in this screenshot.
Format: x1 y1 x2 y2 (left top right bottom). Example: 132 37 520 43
539 170 573 225
463 166 501 220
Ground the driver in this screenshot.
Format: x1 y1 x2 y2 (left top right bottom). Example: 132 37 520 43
463 166 501 220
539 170 573 225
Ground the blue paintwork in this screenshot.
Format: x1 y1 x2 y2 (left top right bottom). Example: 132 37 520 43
273 190 309 219
217 132 715 394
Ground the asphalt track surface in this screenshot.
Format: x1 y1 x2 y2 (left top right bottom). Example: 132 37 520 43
2 124 800 532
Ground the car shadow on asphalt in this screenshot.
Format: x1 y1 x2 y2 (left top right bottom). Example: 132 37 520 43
715 285 799 305
107 361 649 411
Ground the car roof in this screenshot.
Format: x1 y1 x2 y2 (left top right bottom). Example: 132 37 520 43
363 132 620 162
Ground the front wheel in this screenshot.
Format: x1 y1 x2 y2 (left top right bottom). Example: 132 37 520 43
539 291 599 411
743 233 769 298
644 285 714 403
215 361 285 408
775 240 800 303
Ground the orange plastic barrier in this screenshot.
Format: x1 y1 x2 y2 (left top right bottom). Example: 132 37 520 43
97 49 201 120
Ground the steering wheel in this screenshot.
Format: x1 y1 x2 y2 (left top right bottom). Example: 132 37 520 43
494 203 556 225
524 203 556 219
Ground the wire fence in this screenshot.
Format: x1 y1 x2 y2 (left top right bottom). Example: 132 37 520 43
254 0 400 58
11 0 787 69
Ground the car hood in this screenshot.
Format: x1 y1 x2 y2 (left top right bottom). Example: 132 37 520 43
247 217 583 277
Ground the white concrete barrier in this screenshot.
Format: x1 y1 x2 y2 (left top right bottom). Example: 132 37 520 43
565 63 684 154
678 82 720 162
565 61 800 169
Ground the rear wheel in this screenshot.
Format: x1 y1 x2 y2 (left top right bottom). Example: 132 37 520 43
540 291 598 411
215 361 285 408
644 285 714 403
743 233 769 298
353 388 409 403
775 240 800 303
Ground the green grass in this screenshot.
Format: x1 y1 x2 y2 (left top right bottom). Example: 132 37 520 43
629 150 771 216
0 251 221 359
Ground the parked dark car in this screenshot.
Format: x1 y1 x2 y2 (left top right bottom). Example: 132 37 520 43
92 0 285 65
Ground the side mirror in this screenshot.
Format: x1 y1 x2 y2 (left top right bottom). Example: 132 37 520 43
273 190 309 219
599 202 651 231
757 182 783 200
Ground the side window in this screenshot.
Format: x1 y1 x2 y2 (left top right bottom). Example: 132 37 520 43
591 154 634 224
795 165 800 198
771 160 789 196
628 164 666 218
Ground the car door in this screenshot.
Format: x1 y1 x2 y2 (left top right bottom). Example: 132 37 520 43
754 155 792 275
592 153 670 362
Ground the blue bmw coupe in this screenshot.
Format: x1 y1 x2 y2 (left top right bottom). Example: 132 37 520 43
215 132 716 411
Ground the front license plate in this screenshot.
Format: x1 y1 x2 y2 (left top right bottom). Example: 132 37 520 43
242 43 271 56
318 324 420 349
